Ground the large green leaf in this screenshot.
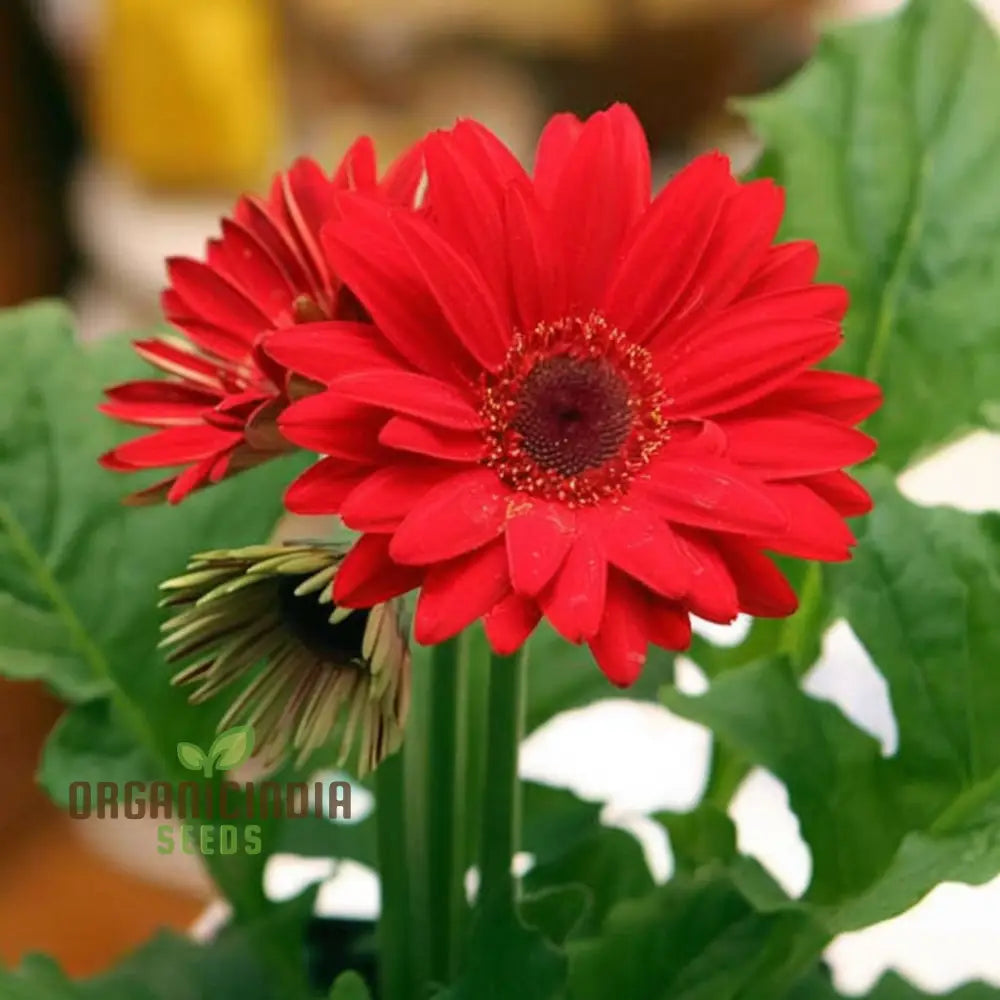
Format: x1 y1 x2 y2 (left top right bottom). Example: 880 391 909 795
745 0 1000 470
784 969 1000 1000
828 468 1000 819
664 474 1000 932
0 889 317 1000
664 658 902 905
522 784 654 938
821 473 1000 930
0 303 300 751
866 975 1000 1000
656 803 738 874
566 869 827 1000
435 907 567 1000
0 302 308 923
37 697 158 807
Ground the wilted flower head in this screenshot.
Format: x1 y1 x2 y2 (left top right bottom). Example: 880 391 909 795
272 104 881 687
99 138 423 505
161 543 411 776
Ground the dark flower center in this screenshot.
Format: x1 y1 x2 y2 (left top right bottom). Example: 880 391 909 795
512 356 632 477
480 314 668 506
277 576 370 666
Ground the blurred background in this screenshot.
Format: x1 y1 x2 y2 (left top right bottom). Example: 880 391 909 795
1 0 998 985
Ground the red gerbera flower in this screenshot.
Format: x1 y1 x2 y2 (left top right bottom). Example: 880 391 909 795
272 106 881 686
99 137 423 504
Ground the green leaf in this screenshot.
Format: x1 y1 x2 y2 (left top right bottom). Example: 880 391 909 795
0 955 87 1000
784 969 1000 1000
667 473 1000 933
328 971 372 1000
522 783 604 864
437 908 567 1000
0 303 298 761
821 472 1000 930
664 658 902 905
0 888 317 1000
567 870 828 1000
866 974 1000 1000
0 593 107 700
782 964 840 1000
521 886 590 948
210 725 256 772
656 804 738 874
744 0 1000 469
524 826 654 938
828 468 1000 819
177 741 208 773
0 302 310 926
823 753 1000 933
38 698 158 807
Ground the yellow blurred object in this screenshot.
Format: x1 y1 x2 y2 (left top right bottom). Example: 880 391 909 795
93 0 282 191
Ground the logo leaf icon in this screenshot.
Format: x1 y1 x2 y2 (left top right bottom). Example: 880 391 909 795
177 742 208 773
209 725 255 773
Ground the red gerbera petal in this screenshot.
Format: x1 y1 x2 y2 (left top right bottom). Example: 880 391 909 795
756 484 858 562
342 463 457 533
503 183 567 331
102 425 239 469
165 258 272 343
588 572 650 687
541 521 608 643
266 321 402 383
751 370 883 425
598 505 690 600
674 530 741 625
740 240 820 298
423 129 510 301
389 468 508 564
533 112 584 207
485 591 543 656
549 104 651 310
333 533 424 608
324 195 479 382
714 536 798 618
636 455 787 534
717 412 877 479
800 470 873 517
505 500 576 597
328 370 481 430
603 152 734 338
414 541 510 646
378 417 486 463
644 594 693 652
284 458 369 515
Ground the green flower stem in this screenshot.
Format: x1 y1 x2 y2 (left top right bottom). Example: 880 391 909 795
779 563 823 665
478 648 527 915
376 750 415 1000
427 636 470 983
